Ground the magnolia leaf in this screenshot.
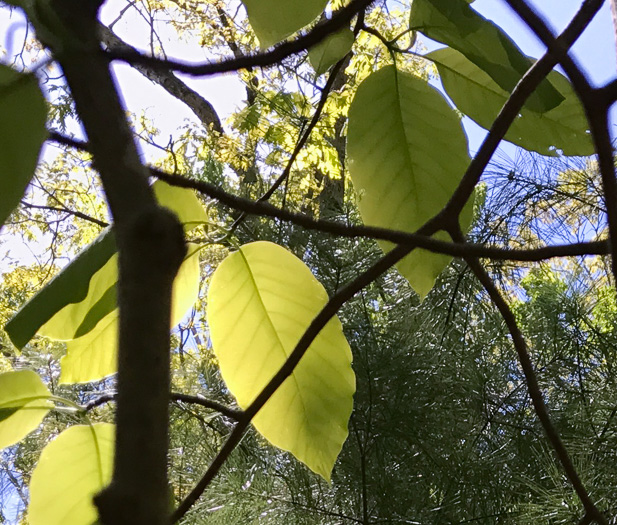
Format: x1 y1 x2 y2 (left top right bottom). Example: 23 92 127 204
152 179 208 231
59 245 201 384
28 423 114 525
6 182 206 348
39 254 118 341
410 0 562 113
0 65 47 230
0 370 52 450
5 230 116 351
309 27 354 76
429 48 593 156
207 241 355 480
347 65 472 298
242 0 328 48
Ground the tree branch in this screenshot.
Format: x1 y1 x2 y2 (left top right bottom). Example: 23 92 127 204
20 200 109 228
450 225 607 525
98 23 223 133
503 0 617 287
104 0 374 76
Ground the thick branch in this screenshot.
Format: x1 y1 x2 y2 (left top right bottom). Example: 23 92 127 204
98 23 223 132
34 2 186 524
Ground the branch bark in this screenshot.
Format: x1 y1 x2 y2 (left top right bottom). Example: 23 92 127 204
30 1 186 524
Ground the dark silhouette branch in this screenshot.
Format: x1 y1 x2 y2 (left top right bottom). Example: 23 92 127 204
84 392 242 420
104 0 374 76
503 0 617 287
20 200 109 228
46 131 609 262
98 23 223 132
451 224 607 525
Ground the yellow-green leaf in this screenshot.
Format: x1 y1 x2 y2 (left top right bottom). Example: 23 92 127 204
242 0 328 48
59 246 201 384
347 65 472 298
0 65 47 229
309 27 354 76
428 48 593 156
153 180 208 231
0 370 51 450
28 423 114 525
207 241 355 480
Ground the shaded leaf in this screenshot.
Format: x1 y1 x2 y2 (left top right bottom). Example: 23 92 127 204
347 65 472 297
28 423 114 525
207 241 355 480
428 47 593 156
309 27 354 76
410 0 562 112
59 245 201 384
0 370 51 450
242 0 328 48
0 65 47 229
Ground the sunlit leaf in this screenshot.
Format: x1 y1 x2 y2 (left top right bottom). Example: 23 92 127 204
207 241 355 480
309 27 354 76
347 65 472 298
28 423 114 525
59 245 201 384
5 230 116 349
152 180 208 231
39 254 118 341
0 370 51 450
6 182 205 347
0 65 47 230
410 0 562 112
242 0 328 48
429 48 593 156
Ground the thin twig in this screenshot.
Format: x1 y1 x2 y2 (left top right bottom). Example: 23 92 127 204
20 200 109 228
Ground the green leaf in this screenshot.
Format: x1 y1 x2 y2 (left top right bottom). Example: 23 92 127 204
0 370 51 450
347 65 472 298
207 241 355 481
242 0 328 48
152 179 208 231
0 65 47 230
410 0 563 113
38 253 118 341
309 27 354 76
5 182 205 348
428 48 593 156
59 245 201 384
5 229 116 350
28 423 114 525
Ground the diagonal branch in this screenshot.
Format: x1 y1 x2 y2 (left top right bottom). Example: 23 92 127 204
502 0 617 287
104 0 374 76
98 23 223 132
450 225 608 525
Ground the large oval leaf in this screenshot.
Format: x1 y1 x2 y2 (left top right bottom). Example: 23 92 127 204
242 0 328 48
28 423 114 525
347 65 472 297
428 48 593 156
410 0 562 113
0 65 47 230
0 370 51 450
207 241 355 480
59 245 201 384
